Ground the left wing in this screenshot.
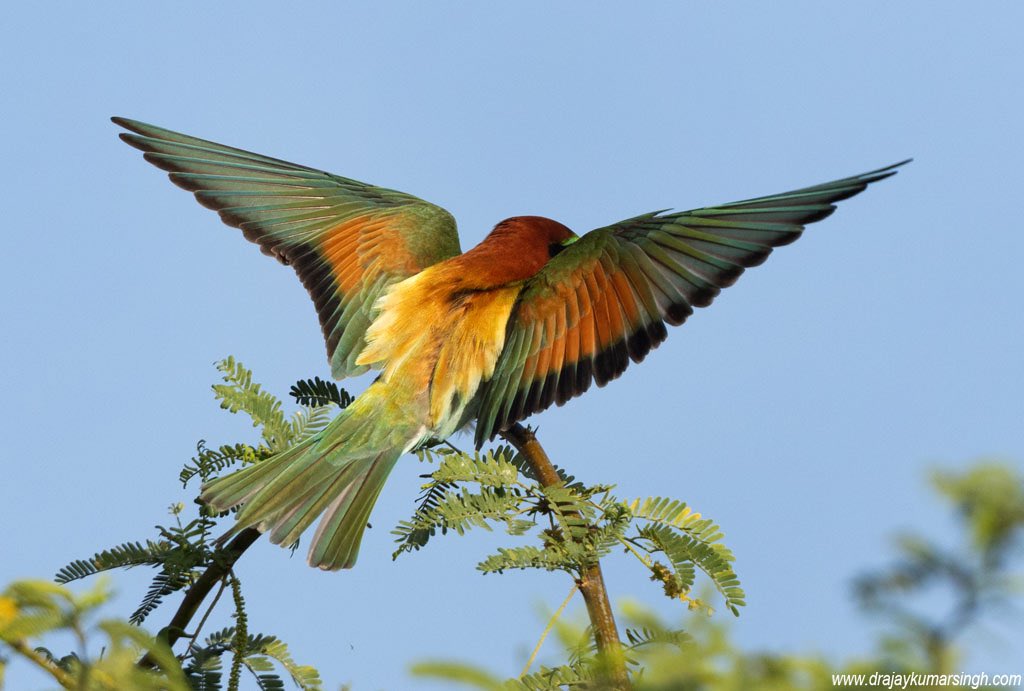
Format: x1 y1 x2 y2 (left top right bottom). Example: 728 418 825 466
474 161 908 446
114 118 461 379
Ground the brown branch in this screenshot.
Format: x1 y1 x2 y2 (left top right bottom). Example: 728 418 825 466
502 424 631 690
138 527 262 670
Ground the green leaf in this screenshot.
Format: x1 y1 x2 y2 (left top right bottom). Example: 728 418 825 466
478 544 590 575
213 357 292 452
55 541 174 584
516 662 596 689
392 478 459 558
623 626 693 651
190 628 322 691
409 660 508 690
430 448 521 487
289 377 353 409
53 544 174 585
636 524 745 615
287 405 334 444
393 447 532 559
180 441 267 488
256 637 323 690
131 570 193 625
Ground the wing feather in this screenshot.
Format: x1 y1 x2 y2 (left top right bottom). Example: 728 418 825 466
114 117 462 379
474 161 908 445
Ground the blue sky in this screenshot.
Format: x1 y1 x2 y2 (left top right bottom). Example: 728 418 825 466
3 3 1022 688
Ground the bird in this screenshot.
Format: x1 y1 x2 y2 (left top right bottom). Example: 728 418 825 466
114 117 906 570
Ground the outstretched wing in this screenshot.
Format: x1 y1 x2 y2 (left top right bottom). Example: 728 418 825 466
113 117 462 379
474 161 908 446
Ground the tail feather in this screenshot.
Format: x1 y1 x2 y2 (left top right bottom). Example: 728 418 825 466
308 451 397 570
203 445 307 509
199 382 417 570
262 472 345 545
265 456 372 547
234 442 340 531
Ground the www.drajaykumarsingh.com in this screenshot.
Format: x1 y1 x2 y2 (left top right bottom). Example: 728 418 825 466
831 672 1022 689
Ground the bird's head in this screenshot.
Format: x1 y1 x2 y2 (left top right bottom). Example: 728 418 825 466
488 215 579 258
460 216 579 286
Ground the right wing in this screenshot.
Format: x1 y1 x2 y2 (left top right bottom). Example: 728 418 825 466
475 161 908 446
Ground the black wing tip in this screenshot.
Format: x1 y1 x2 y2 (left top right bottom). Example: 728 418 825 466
479 316 674 446
713 262 749 285
665 301 693 325
626 328 654 362
688 286 721 309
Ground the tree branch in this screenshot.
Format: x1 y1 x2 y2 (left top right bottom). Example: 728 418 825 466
502 423 631 689
138 527 261 670
140 424 631 687
8 637 76 689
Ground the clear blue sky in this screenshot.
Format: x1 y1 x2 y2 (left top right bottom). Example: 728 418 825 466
3 3 1022 688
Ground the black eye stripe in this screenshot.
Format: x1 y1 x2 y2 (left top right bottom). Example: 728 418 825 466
548 242 567 258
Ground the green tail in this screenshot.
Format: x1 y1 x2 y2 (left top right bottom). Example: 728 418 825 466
200 383 419 570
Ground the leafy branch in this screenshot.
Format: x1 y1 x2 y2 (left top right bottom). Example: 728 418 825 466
48 358 333 690
393 436 744 616
393 424 745 687
28 358 744 690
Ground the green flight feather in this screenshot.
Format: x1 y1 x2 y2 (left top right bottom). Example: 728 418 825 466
474 161 909 446
113 117 462 380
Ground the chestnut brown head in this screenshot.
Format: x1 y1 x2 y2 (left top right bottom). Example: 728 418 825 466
458 216 579 286
489 215 577 255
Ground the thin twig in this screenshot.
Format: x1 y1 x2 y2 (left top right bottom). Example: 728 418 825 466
443 439 465 454
521 584 578 678
617 536 654 568
183 572 230 657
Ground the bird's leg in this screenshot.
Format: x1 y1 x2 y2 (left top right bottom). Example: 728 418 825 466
501 424 631 690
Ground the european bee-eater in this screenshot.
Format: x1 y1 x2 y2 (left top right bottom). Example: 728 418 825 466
114 117 905 570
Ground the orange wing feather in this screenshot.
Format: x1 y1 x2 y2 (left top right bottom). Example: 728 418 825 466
475 161 908 445
113 117 461 379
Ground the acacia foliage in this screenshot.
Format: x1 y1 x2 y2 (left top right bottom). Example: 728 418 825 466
395 445 744 617
44 358 331 691
8 358 749 689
